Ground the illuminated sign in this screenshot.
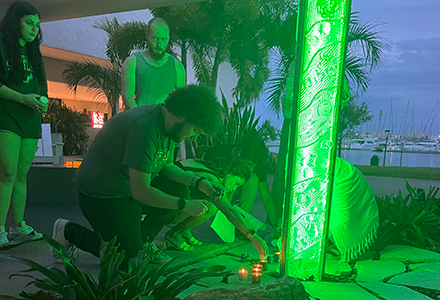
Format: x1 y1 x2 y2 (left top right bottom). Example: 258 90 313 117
92 111 104 128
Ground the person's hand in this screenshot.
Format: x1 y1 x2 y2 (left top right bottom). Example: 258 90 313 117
183 199 210 217
21 93 47 113
198 180 224 201
249 234 269 259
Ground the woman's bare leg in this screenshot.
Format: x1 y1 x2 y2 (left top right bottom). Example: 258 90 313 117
0 131 21 228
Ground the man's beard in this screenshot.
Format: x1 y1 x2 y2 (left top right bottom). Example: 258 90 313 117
149 47 166 60
167 122 186 143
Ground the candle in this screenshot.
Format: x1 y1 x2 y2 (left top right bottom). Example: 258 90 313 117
274 252 280 263
254 263 263 269
260 259 268 271
252 267 262 273
238 268 248 283
252 271 262 284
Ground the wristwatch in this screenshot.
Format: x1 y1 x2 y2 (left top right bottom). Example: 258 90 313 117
195 176 207 190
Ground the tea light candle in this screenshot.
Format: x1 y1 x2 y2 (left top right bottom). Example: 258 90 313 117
238 268 248 283
260 259 268 271
252 271 262 284
252 267 262 273
274 252 280 263
254 263 263 269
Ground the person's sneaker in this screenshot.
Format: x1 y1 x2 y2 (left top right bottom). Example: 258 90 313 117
0 229 9 247
144 241 172 264
9 221 43 242
52 218 78 261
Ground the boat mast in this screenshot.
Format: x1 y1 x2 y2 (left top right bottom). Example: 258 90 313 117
389 96 394 135
410 106 415 138
398 95 411 137
424 100 439 137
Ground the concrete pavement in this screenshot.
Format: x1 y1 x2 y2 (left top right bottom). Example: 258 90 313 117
1 175 440 299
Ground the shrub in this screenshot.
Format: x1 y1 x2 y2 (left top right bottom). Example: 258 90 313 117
43 101 89 156
0 236 229 300
375 182 440 252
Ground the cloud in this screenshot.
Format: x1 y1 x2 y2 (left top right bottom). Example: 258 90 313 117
371 37 440 86
358 37 440 134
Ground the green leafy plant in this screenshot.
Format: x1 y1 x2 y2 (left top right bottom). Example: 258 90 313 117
375 182 440 252
257 120 281 143
0 236 229 300
193 90 260 157
42 101 89 156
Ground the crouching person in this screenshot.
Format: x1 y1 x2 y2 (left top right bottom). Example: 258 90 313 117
51 85 222 269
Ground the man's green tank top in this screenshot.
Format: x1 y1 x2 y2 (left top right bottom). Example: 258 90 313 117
134 52 176 106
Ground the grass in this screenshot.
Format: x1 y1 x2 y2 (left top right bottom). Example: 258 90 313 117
355 165 440 181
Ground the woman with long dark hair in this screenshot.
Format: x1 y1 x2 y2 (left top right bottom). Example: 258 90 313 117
0 1 48 246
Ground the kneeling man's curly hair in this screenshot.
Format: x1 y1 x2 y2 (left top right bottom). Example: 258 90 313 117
165 85 223 136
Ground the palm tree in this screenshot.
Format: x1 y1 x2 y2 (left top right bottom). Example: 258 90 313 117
62 18 148 115
152 0 297 106
62 61 121 115
265 12 390 115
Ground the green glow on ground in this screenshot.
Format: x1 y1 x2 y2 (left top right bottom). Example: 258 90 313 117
282 0 352 280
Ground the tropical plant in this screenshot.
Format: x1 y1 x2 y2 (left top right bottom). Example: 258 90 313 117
375 182 440 252
257 120 281 143
337 98 373 156
62 18 151 116
62 61 121 116
265 12 389 116
152 0 297 105
193 91 260 157
96 18 149 64
43 101 89 156
0 236 229 300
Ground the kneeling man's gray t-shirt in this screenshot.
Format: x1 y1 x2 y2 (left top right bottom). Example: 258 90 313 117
74 104 174 199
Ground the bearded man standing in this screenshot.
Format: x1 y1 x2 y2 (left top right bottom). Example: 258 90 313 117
121 17 185 108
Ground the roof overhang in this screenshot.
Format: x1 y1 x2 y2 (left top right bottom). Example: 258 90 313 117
41 45 109 65
0 0 207 22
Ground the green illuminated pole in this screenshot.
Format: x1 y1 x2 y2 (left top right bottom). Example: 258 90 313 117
280 0 352 281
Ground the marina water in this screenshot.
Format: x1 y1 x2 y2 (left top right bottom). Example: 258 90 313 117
340 150 440 168
267 145 440 168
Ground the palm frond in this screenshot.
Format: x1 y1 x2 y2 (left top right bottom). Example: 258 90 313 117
264 10 388 114
190 48 213 86
62 60 121 108
225 0 261 24
106 21 149 63
348 12 390 70
345 53 371 94
93 17 121 35
264 48 294 115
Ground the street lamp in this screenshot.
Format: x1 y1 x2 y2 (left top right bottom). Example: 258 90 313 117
383 129 390 166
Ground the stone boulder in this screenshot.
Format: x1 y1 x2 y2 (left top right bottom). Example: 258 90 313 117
183 276 310 300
